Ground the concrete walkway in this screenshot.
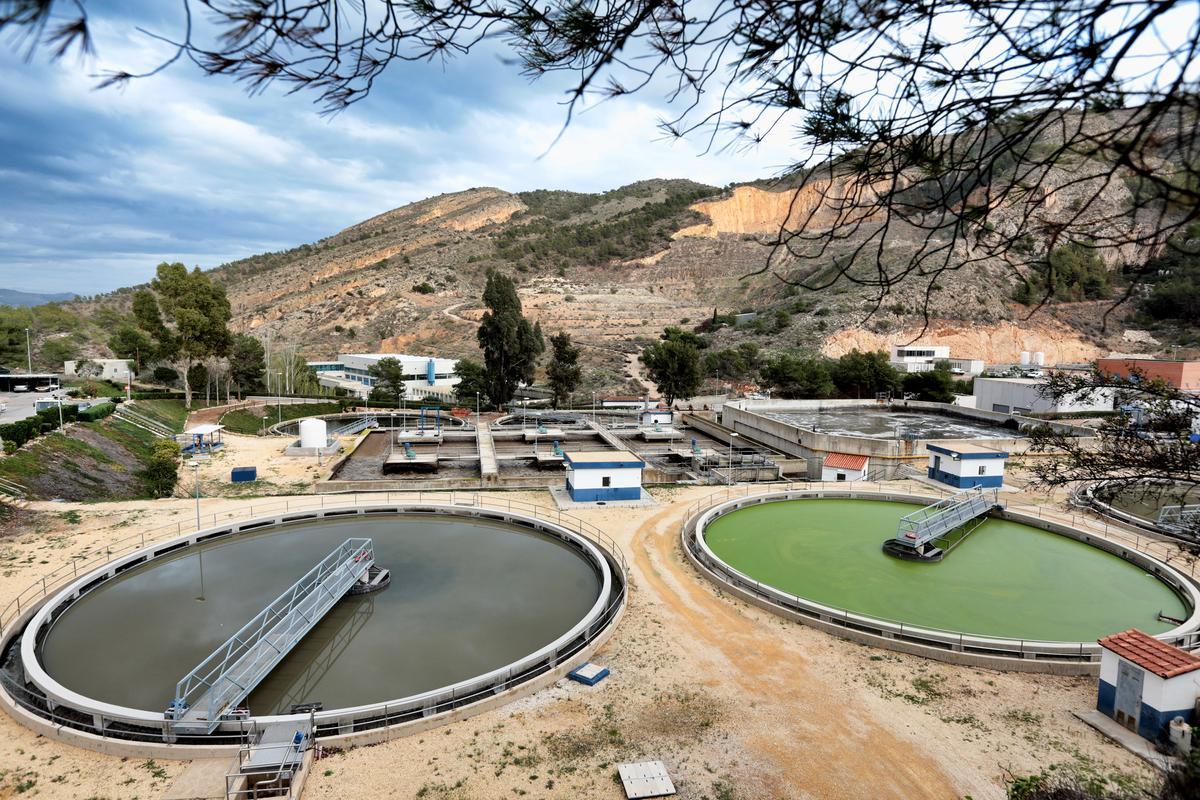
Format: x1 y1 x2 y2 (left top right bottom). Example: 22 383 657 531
476 421 498 483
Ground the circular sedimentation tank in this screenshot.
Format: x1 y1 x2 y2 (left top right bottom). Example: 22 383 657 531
1087 481 1200 533
4 504 624 749
688 492 1200 669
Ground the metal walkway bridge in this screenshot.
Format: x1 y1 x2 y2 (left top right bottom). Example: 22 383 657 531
1159 504 1200 538
884 487 1000 562
166 538 375 735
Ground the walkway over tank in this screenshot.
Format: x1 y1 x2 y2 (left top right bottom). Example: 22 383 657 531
1158 504 1200 537
884 487 999 561
166 538 375 735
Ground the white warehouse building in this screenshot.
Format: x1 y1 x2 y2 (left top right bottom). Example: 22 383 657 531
889 344 985 376
309 353 461 401
63 359 135 381
972 377 1113 415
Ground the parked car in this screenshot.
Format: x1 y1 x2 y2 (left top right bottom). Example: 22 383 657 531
12 384 28 392
34 384 55 392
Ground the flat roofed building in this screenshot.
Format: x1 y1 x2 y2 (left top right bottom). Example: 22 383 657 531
889 343 952 374
1096 357 1200 392
972 376 1113 415
563 449 645 502
64 359 133 381
1097 628 1200 742
308 353 460 400
926 442 1008 489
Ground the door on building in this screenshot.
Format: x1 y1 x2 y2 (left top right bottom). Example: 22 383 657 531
1114 660 1144 732
933 455 942 474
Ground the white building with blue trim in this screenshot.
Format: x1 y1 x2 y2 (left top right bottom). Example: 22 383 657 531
308 353 460 400
563 450 645 502
1096 628 1200 743
926 442 1007 489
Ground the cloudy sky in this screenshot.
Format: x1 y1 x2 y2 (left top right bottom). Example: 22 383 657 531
0 2 797 296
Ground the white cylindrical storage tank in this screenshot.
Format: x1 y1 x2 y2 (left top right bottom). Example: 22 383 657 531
299 418 328 449
1033 351 1045 366
1019 351 1031 365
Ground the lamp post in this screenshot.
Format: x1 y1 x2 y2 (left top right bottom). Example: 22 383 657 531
475 392 480 428
24 328 31 373
592 392 597 423
191 459 206 600
275 372 283 425
728 432 739 485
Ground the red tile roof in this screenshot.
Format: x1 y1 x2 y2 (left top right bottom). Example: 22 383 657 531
823 452 869 470
1098 629 1200 679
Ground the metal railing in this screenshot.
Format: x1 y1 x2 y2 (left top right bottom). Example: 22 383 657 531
113 406 174 438
679 483 1200 663
0 493 628 746
170 539 374 734
1159 504 1200 535
0 476 27 503
895 487 996 548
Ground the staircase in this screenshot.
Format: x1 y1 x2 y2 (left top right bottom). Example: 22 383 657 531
113 405 175 438
0 477 28 508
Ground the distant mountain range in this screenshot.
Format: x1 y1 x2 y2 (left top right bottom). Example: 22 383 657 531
0 289 77 307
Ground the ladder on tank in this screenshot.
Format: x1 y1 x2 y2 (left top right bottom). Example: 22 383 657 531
166 538 375 735
883 487 1000 562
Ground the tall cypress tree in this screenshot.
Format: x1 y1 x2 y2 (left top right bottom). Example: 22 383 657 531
476 270 544 405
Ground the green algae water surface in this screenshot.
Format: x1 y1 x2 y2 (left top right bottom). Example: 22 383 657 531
703 499 1188 642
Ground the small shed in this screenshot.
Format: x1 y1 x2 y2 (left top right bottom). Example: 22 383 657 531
640 408 674 427
821 452 869 482
564 450 645 502
183 423 224 454
926 442 1007 489
1097 629 1200 742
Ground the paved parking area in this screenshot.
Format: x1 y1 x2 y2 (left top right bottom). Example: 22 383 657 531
0 390 52 424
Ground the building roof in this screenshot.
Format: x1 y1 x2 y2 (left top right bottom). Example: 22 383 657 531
823 452 869 470
1098 629 1200 679
927 442 1009 457
563 449 644 466
184 423 224 436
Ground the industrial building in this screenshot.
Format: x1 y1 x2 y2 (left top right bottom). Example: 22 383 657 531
971 376 1113 415
926 443 1007 489
63 359 134 382
307 353 461 400
888 344 984 375
1096 357 1200 392
563 449 645 502
1096 629 1199 744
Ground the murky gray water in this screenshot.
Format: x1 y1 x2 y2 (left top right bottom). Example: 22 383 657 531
1104 484 1200 522
38 516 601 714
767 408 1019 440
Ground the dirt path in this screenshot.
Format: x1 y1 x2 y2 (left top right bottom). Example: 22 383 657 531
628 501 958 798
626 348 658 397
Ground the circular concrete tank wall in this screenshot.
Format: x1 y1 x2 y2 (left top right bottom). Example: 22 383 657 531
684 490 1200 672
2 503 625 752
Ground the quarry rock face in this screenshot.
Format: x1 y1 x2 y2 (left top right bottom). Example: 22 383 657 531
820 320 1105 365
676 179 886 238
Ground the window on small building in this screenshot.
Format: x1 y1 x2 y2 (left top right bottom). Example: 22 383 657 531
602 476 611 487
978 466 987 475
836 472 846 481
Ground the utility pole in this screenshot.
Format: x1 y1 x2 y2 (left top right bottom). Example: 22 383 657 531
475 392 480 429
276 372 283 425
728 432 739 485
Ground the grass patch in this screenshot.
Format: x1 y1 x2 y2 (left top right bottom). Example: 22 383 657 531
129 399 193 433
221 402 344 435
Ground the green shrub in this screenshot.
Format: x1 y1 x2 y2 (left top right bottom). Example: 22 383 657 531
153 366 179 384
142 439 181 498
412 282 435 294
79 402 115 422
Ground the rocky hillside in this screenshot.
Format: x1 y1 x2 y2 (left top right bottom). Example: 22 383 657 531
44 139 1195 393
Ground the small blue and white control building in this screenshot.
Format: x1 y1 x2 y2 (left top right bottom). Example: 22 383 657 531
1096 628 1200 742
563 450 645 502
926 442 1008 489
640 408 674 427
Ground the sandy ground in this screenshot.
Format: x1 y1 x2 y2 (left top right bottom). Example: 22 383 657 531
0 479 1167 800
